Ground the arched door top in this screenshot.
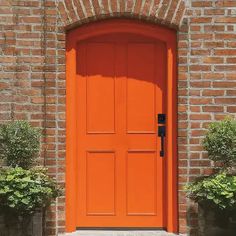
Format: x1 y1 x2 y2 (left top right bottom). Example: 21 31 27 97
67 19 176 48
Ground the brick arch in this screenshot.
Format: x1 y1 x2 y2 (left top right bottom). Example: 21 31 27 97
57 0 186 29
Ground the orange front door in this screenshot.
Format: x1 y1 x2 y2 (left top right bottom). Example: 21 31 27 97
76 33 166 228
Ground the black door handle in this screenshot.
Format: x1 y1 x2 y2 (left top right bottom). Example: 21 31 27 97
158 126 166 157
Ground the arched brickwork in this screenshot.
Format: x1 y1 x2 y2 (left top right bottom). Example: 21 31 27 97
57 0 187 234
56 0 186 29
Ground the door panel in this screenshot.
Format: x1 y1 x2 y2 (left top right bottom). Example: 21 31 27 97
126 151 157 216
86 43 115 133
86 151 116 216
127 43 156 134
76 34 166 228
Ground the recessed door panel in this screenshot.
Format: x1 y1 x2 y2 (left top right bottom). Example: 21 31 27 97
127 44 156 134
86 43 115 133
127 151 157 216
86 151 115 216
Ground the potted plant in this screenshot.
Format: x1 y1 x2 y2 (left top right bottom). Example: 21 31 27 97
186 118 236 236
0 121 61 236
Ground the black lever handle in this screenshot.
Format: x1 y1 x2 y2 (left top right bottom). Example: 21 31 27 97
160 136 164 157
158 126 166 157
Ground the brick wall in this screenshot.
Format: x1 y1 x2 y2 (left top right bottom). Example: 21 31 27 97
178 1 236 234
0 0 66 235
0 0 236 235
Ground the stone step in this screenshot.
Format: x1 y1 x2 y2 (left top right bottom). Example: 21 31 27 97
66 230 180 236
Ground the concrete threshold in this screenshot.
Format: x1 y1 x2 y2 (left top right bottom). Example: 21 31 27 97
66 230 180 236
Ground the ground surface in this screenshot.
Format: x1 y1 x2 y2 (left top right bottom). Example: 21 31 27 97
66 230 180 236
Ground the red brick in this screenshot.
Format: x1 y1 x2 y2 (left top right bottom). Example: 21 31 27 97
227 42 236 48
110 0 118 13
190 98 213 105
204 25 225 32
191 33 213 40
157 0 170 19
173 1 185 25
190 65 211 71
190 25 202 32
190 17 212 23
215 65 236 71
72 0 86 20
119 0 125 13
202 106 224 112
215 49 236 56
202 73 224 80
126 0 135 13
165 0 179 23
64 0 78 22
215 98 236 104
213 81 236 88
204 9 225 15
215 17 236 23
226 58 236 63
190 114 212 120
191 49 210 55
227 90 236 96
192 1 212 7
215 33 236 40
227 106 236 112
202 90 224 96
133 0 142 15
101 0 110 15
150 0 161 17
203 57 223 64
216 1 236 7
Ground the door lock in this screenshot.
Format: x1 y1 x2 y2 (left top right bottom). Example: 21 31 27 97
158 114 166 124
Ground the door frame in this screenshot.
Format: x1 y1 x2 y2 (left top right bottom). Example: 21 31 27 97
66 19 178 233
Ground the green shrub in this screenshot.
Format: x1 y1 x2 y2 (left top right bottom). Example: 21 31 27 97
203 118 236 166
186 172 236 210
0 121 41 169
0 167 61 216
